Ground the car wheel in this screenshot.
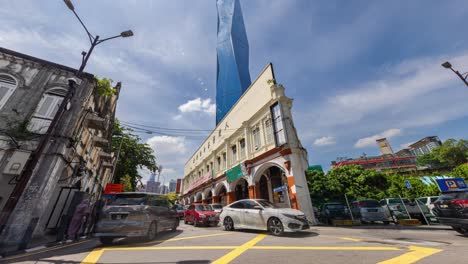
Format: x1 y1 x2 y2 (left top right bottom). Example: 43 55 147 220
99 237 114 245
184 218 188 225
171 219 178 231
194 218 199 227
452 226 468 235
224 217 235 231
146 222 157 241
268 217 284 236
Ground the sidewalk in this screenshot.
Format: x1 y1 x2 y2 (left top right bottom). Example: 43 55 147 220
0 234 90 259
331 224 453 231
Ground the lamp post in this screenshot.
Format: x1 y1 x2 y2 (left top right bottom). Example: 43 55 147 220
0 0 133 235
441 61 468 86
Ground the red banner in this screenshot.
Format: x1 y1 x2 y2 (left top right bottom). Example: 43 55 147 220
104 183 124 194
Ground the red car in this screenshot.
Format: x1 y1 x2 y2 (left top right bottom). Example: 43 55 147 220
184 203 219 227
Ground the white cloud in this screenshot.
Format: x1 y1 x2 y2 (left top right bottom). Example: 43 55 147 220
146 136 190 181
178 98 216 115
314 136 336 146
400 142 414 149
355 128 401 148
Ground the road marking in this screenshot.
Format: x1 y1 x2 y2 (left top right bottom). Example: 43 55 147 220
252 246 400 251
81 248 105 264
377 245 443 264
106 246 237 250
339 237 362 242
0 240 91 261
212 234 267 264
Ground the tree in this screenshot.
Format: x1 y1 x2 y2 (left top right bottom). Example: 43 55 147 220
165 192 179 204
112 120 158 191
418 138 468 169
451 164 468 180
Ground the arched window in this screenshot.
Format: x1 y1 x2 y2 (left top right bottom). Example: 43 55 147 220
28 87 67 134
0 74 18 110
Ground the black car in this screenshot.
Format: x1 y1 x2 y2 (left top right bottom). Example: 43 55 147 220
318 202 351 225
433 191 468 235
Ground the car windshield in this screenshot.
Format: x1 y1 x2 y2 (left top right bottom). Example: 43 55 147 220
174 204 184 210
388 198 410 204
211 204 223 209
195 205 213 211
358 200 380 207
437 192 468 201
256 200 279 208
109 194 147 206
326 204 346 209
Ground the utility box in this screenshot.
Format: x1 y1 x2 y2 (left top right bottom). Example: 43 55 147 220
3 150 31 175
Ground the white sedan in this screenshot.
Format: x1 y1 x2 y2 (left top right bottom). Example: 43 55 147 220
219 199 310 236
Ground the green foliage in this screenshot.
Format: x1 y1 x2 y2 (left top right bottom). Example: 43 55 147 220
307 165 441 207
451 164 468 180
121 174 134 192
95 76 117 96
165 192 178 204
113 120 158 192
5 120 34 140
417 138 468 169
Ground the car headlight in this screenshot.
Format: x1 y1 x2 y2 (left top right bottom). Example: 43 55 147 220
282 213 299 220
199 214 206 218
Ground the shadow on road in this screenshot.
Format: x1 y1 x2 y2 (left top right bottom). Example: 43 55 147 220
232 228 318 238
0 229 184 264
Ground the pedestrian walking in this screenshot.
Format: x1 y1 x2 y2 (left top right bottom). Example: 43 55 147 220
67 198 90 241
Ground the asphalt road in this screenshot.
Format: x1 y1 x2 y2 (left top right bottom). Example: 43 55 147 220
2 221 468 264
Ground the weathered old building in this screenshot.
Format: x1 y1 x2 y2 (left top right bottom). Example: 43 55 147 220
0 47 119 252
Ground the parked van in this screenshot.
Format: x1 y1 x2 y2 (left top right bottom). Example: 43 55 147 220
95 192 179 244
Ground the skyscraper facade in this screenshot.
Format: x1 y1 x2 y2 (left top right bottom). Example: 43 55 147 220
216 0 251 124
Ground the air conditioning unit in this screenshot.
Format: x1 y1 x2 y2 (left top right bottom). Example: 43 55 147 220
3 150 32 175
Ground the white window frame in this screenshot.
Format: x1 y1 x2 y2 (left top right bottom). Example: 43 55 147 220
239 138 246 160
28 87 67 134
0 74 18 110
252 125 262 151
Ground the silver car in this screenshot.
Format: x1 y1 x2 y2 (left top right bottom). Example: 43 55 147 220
210 203 223 214
351 200 390 224
219 199 310 236
95 192 179 244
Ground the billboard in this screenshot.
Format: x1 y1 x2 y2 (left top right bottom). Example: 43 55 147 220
436 178 468 193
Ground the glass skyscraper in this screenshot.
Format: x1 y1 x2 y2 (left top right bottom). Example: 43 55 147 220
216 0 252 125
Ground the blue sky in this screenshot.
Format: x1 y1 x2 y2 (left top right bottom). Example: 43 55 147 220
1 1 468 184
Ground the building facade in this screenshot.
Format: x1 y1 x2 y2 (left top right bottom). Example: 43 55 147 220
408 136 442 156
0 47 119 251
216 0 252 124
182 64 315 223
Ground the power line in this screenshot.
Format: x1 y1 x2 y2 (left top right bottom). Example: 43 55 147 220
119 120 241 132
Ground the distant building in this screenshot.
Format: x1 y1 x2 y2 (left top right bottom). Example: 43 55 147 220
332 136 442 172
408 136 442 156
146 181 160 193
376 138 394 155
161 185 169 195
169 179 176 193
331 155 417 172
216 0 251 124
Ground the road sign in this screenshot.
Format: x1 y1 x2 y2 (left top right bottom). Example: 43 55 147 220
404 180 411 189
436 178 468 193
273 185 287 193
104 183 124 194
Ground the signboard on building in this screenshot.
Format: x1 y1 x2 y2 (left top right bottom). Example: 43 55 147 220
187 171 212 192
226 163 247 183
273 185 287 193
104 183 124 194
176 179 182 194
436 178 468 193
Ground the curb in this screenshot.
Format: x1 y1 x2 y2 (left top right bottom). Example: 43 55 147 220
0 236 90 259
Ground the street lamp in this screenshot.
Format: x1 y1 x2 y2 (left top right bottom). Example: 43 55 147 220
441 61 468 86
